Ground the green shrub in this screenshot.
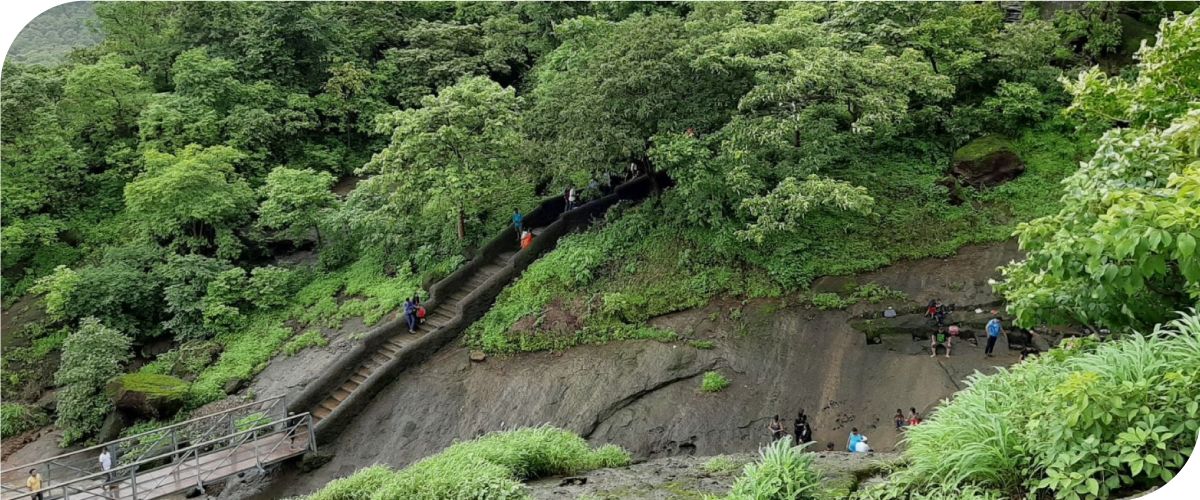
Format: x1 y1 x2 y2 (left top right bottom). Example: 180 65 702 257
724 438 821 500
187 315 292 407
284 329 328 356
302 427 630 500
689 340 715 349
811 293 853 310
55 317 133 445
235 412 270 432
1 403 49 438
701 371 730 392
874 311 1200 500
703 455 744 475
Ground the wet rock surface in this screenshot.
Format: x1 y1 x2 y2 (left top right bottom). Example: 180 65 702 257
254 242 1026 499
525 451 901 500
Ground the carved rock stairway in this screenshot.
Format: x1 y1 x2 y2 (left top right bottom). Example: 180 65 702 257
310 248 522 422
288 172 667 442
1001 1 1024 23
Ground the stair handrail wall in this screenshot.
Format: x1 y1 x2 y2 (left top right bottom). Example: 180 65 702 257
286 174 660 421
286 193 564 418
307 172 669 442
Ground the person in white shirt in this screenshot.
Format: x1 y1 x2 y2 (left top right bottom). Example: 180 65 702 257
99 449 112 476
853 436 872 453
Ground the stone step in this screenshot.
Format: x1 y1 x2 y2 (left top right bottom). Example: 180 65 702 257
331 389 351 403
312 406 330 421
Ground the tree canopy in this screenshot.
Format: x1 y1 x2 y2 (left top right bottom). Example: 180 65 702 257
996 12 1200 330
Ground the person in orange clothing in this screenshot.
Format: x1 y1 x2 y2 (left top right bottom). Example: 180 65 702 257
520 229 533 249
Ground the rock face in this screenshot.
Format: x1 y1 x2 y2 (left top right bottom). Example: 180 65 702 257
949 135 1025 188
107 373 189 419
251 242 1029 500
525 450 901 500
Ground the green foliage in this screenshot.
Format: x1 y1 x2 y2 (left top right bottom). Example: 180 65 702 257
360 76 532 245
5 2 100 65
689 340 715 350
301 427 630 500
31 244 168 340
701 371 731 393
114 373 189 400
235 412 270 433
953 135 1011 162
125 145 256 259
875 311 1200 500
999 12 1200 330
257 167 337 246
284 330 328 356
811 293 854 311
161 254 235 341
702 455 744 476
187 315 291 407
1 403 49 439
55 318 133 445
722 438 822 500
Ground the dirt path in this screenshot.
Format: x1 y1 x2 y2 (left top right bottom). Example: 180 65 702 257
253 241 1025 499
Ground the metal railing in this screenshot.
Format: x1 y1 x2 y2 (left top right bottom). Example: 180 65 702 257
0 412 312 500
1 396 296 500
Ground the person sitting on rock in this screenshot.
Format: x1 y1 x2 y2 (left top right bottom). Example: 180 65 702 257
908 408 922 426
520 229 533 249
931 326 951 358
853 435 872 453
925 299 938 318
847 428 863 451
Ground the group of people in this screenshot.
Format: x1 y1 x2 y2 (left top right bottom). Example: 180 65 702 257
767 411 814 444
24 448 116 500
513 209 533 249
894 408 922 429
923 299 1008 358
402 294 425 333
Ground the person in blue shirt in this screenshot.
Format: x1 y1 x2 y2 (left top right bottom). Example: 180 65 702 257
403 296 418 333
985 318 1005 357
512 209 523 242
847 428 863 451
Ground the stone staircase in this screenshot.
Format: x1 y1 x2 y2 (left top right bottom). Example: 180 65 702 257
288 172 668 442
1002 1 1024 23
309 246 525 422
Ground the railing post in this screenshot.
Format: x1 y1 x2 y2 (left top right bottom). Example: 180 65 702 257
195 450 203 492
254 431 262 470
130 467 138 500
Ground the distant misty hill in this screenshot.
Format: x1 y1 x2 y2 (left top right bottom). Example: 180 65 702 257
6 1 100 66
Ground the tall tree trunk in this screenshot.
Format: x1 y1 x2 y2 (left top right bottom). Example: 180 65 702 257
457 209 466 241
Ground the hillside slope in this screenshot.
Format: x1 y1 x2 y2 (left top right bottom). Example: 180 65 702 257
5 1 99 65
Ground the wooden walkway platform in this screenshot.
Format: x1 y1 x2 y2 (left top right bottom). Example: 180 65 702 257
3 422 311 500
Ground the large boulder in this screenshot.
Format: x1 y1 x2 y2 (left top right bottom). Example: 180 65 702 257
949 135 1025 188
107 373 189 419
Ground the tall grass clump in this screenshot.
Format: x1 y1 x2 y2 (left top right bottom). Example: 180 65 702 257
720 438 822 500
868 311 1200 500
300 427 630 500
0 403 48 438
702 371 731 392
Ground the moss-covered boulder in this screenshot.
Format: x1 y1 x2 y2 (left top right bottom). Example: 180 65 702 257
949 135 1025 188
107 373 189 419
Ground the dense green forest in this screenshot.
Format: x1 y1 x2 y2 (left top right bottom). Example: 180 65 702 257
2 0 1198 451
5 2 101 66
